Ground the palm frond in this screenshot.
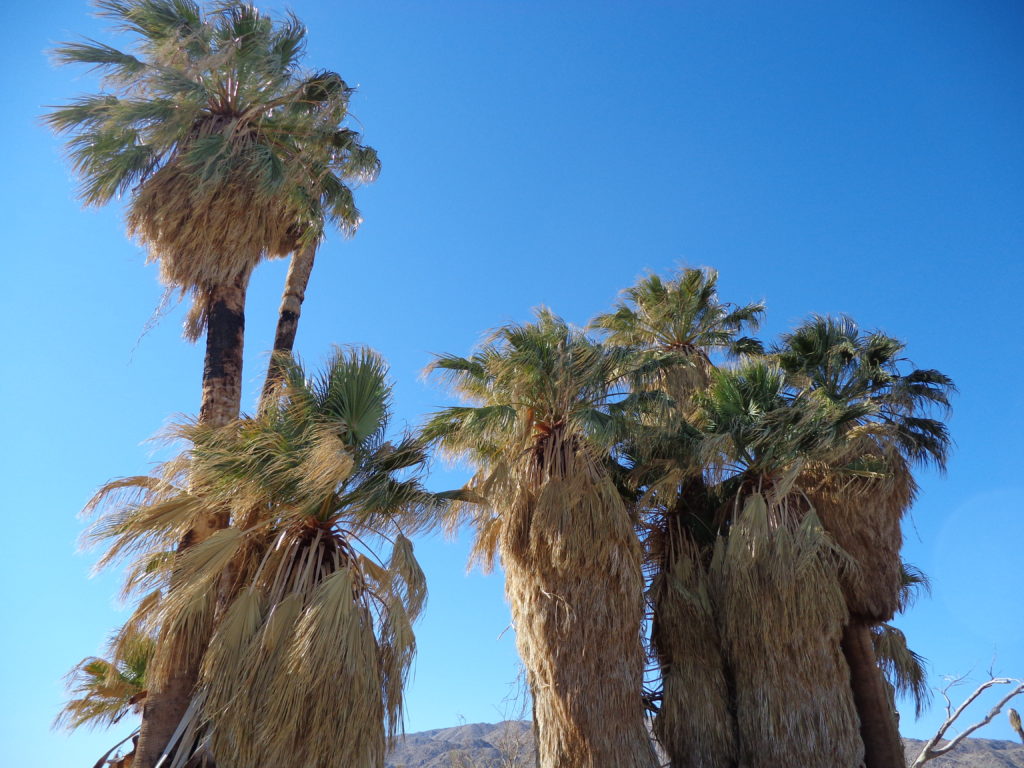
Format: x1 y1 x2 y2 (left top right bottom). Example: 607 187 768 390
873 623 930 717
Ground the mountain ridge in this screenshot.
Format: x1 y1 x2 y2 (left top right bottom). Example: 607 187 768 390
385 721 1024 768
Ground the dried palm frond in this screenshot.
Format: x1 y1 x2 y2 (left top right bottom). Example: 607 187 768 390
196 530 423 768
55 628 153 732
650 532 737 768
710 492 863 768
802 443 917 622
498 446 654 768
127 161 296 289
873 623 930 718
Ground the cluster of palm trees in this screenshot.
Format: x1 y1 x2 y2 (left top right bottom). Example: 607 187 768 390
49 3 953 768
423 278 950 768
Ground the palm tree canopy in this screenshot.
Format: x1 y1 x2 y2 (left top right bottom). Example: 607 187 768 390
424 308 642 468
593 267 765 368
774 315 954 470
46 0 379 322
695 360 838 481
591 267 766 510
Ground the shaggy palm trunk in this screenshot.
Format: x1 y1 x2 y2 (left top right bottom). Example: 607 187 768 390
712 494 863 768
651 504 737 768
844 621 906 768
806 468 914 768
501 454 656 768
262 244 316 400
504 555 656 768
134 273 249 768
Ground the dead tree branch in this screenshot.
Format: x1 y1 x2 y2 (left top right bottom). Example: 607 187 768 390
912 676 1024 768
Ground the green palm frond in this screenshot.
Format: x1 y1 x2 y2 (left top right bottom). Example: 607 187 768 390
774 314 955 471
897 562 932 612
592 267 765 368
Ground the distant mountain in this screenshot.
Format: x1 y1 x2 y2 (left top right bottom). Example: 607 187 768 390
903 737 1024 768
386 721 1024 768
386 721 533 768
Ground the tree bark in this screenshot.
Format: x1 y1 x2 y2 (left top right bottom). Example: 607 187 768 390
843 620 906 768
133 273 249 768
261 243 316 401
199 273 249 426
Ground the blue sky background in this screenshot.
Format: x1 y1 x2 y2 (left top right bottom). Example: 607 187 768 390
3 1 1023 765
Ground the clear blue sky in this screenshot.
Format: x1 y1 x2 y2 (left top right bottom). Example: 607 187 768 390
3 1 1022 765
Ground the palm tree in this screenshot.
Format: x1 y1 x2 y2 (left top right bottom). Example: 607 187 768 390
422 310 658 768
84 348 436 768
777 316 953 768
593 267 763 768
46 3 377 761
694 360 864 768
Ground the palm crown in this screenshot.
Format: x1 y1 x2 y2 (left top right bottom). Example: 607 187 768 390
46 0 379 331
775 315 953 469
593 268 764 398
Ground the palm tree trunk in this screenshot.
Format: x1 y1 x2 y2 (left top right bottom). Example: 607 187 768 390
261 244 316 401
503 517 657 768
652 491 738 768
652 542 738 768
134 273 249 768
199 273 249 426
843 620 907 768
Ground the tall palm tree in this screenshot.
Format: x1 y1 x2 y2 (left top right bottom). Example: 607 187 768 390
46 3 377 762
593 267 763 768
777 316 953 768
695 360 865 768
84 348 436 768
423 310 658 768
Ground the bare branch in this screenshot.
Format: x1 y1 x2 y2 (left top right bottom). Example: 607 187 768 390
912 677 1024 768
